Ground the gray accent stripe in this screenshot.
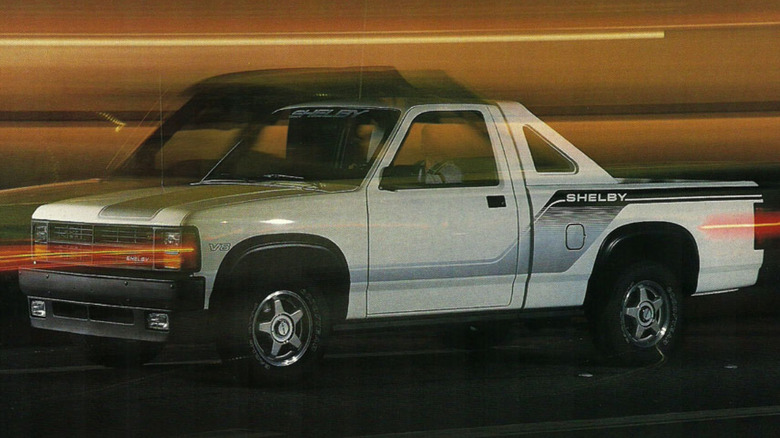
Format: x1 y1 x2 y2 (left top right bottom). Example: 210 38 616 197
532 205 623 273
529 187 761 274
370 243 518 282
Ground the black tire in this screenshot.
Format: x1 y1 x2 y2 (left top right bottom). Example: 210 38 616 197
217 280 329 385
592 262 683 365
73 335 163 368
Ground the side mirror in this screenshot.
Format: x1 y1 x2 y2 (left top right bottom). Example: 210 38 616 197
379 164 424 191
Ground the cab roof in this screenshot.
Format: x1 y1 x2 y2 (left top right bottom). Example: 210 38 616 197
187 67 486 104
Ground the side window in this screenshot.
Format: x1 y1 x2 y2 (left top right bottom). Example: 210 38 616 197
384 111 499 188
524 126 576 173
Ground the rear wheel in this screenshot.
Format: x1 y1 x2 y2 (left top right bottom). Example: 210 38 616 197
592 262 682 365
218 281 328 384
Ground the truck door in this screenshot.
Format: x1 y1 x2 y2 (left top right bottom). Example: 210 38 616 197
366 106 519 315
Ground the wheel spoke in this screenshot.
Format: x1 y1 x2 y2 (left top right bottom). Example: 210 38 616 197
633 323 646 340
624 306 640 321
273 298 284 317
257 322 273 335
288 334 302 350
648 321 661 336
270 340 283 356
638 285 649 303
290 309 304 324
651 297 664 312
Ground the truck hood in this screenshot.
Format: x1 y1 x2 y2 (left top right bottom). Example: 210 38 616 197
32 182 348 226
0 178 174 240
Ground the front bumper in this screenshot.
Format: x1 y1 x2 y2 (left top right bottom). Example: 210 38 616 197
19 267 205 342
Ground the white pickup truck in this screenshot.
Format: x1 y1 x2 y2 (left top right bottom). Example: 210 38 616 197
20 97 764 382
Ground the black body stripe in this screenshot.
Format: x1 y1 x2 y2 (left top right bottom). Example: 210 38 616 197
542 187 760 210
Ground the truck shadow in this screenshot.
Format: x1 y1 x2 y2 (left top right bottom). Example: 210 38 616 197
173 307 780 391
175 323 614 389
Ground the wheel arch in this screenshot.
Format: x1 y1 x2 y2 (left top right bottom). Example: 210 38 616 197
585 222 699 309
210 233 351 323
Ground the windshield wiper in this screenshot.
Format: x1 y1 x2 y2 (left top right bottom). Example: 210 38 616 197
197 174 325 191
258 175 326 191
196 178 254 185
260 173 305 181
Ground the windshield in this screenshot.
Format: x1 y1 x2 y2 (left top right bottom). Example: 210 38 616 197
202 106 399 185
111 95 295 180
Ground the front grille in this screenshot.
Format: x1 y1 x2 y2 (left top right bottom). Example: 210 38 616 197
50 223 93 243
95 226 154 245
35 222 196 271
39 222 158 269
47 223 157 246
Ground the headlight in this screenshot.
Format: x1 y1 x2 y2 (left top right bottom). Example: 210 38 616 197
154 227 200 271
33 221 49 244
161 230 182 246
32 221 50 263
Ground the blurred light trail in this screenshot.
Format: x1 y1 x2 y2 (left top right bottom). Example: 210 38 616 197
0 242 32 273
700 211 780 245
0 31 665 47
0 241 196 272
97 112 126 132
700 222 780 231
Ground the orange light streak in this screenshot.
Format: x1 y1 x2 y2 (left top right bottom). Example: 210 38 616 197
700 211 780 243
701 222 780 230
0 31 665 47
0 243 194 272
0 244 35 273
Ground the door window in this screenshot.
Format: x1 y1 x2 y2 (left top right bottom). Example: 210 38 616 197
383 111 499 189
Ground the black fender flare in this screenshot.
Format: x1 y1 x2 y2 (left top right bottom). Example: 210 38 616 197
210 233 351 322
586 222 700 308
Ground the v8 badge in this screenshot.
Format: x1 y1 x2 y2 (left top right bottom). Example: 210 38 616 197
208 243 231 251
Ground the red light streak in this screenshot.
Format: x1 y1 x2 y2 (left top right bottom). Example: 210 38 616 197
0 242 34 273
0 241 194 272
700 211 780 242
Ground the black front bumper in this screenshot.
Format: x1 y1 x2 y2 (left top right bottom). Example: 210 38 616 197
19 267 205 342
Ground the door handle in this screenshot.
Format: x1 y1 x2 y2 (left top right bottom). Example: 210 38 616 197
487 195 506 208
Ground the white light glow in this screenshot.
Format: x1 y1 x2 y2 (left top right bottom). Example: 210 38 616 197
0 31 665 47
262 219 295 225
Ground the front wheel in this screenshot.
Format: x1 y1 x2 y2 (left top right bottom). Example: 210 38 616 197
218 283 328 384
592 263 683 365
